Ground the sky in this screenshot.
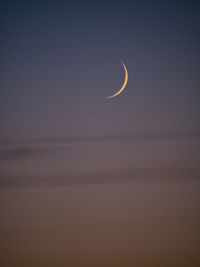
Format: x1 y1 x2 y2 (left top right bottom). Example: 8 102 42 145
1 0 200 139
0 1 200 266
0 0 200 182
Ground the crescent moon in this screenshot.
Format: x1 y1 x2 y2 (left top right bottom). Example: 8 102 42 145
106 62 128 99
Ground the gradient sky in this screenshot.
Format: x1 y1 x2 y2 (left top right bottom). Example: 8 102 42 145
1 2 200 266
1 0 200 139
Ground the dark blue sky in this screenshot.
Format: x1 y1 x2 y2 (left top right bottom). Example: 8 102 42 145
1 0 200 138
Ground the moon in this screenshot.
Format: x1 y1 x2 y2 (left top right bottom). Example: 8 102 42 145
106 62 128 99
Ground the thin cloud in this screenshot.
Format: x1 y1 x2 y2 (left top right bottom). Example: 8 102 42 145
0 147 50 161
1 131 200 145
0 166 199 189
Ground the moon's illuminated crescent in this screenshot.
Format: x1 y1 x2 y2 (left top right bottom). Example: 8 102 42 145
106 62 128 99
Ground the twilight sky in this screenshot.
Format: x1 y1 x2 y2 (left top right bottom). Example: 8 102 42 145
1 0 200 139
1 1 200 266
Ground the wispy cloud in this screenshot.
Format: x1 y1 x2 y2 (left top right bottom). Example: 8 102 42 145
0 131 199 188
0 147 50 161
1 131 200 145
0 166 199 189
